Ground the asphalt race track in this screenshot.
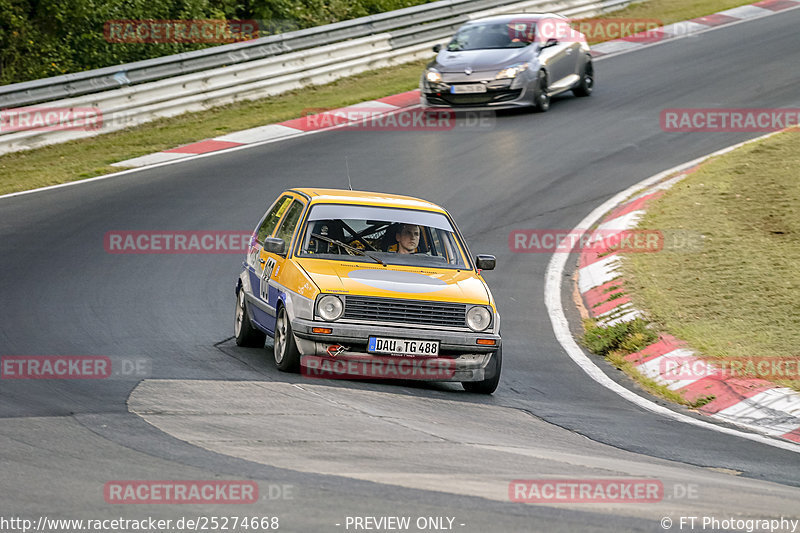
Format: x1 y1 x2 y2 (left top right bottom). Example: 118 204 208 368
1 10 800 532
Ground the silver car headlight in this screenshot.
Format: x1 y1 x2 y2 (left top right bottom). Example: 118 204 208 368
466 306 492 331
495 63 529 79
317 295 344 321
426 69 443 83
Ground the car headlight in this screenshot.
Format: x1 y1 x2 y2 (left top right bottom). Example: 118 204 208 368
426 69 443 84
466 306 492 331
317 295 344 321
495 63 529 79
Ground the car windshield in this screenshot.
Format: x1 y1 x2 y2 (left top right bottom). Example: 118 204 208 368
447 21 534 51
298 204 470 269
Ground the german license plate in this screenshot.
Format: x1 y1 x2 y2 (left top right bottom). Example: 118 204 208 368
368 337 440 356
450 84 486 94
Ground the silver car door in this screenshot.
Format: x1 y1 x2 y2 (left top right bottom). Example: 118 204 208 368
537 18 573 88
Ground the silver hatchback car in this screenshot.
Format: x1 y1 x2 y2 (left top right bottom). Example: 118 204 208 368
421 13 594 111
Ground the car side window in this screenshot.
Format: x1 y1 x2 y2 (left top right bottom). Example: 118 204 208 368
274 200 305 252
256 196 293 243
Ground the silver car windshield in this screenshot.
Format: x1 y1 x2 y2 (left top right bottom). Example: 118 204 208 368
298 204 470 269
447 22 534 51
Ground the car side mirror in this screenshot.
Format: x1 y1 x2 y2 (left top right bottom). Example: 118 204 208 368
540 38 558 50
475 254 496 271
433 44 442 53
263 237 286 255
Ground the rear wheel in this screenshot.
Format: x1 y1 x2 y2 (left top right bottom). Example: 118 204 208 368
533 71 550 113
274 305 301 372
234 287 266 347
462 346 502 394
573 59 594 97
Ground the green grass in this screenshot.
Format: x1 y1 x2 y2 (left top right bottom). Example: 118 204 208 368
582 317 657 356
0 0 759 195
581 317 712 406
622 131 800 391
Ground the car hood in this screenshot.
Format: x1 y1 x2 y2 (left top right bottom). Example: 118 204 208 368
295 258 491 305
435 48 530 73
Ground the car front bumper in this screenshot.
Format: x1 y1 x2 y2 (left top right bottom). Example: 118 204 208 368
421 77 537 110
291 318 501 382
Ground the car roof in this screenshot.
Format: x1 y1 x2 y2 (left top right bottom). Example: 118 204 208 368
289 188 447 213
467 12 567 24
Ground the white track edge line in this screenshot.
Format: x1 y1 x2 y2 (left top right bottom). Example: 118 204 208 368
544 129 800 453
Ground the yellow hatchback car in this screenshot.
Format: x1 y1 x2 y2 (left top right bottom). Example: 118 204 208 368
234 188 502 393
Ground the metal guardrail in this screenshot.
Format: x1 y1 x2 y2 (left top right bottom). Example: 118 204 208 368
0 0 551 109
0 0 636 154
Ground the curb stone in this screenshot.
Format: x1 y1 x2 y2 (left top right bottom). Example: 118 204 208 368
576 164 800 444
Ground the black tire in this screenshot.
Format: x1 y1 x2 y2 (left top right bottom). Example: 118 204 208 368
572 58 594 97
234 286 266 347
462 346 502 394
533 71 550 113
274 305 301 372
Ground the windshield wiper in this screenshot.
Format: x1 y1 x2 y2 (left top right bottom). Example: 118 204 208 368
311 233 386 266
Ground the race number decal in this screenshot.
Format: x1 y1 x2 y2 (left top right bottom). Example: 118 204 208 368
259 257 277 301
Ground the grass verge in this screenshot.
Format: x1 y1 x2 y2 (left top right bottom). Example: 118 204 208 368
622 130 800 392
580 317 715 407
0 0 758 196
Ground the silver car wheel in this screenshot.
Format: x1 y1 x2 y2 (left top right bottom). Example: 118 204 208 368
234 285 266 347
535 71 550 112
584 68 594 89
274 308 287 364
235 289 245 338
573 59 594 97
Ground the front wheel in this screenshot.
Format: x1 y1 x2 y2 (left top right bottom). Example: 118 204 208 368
274 305 301 372
533 71 550 113
462 346 502 394
572 59 594 97
234 287 266 347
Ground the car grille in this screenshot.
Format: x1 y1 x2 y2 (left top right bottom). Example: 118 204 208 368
343 296 467 328
426 90 522 106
